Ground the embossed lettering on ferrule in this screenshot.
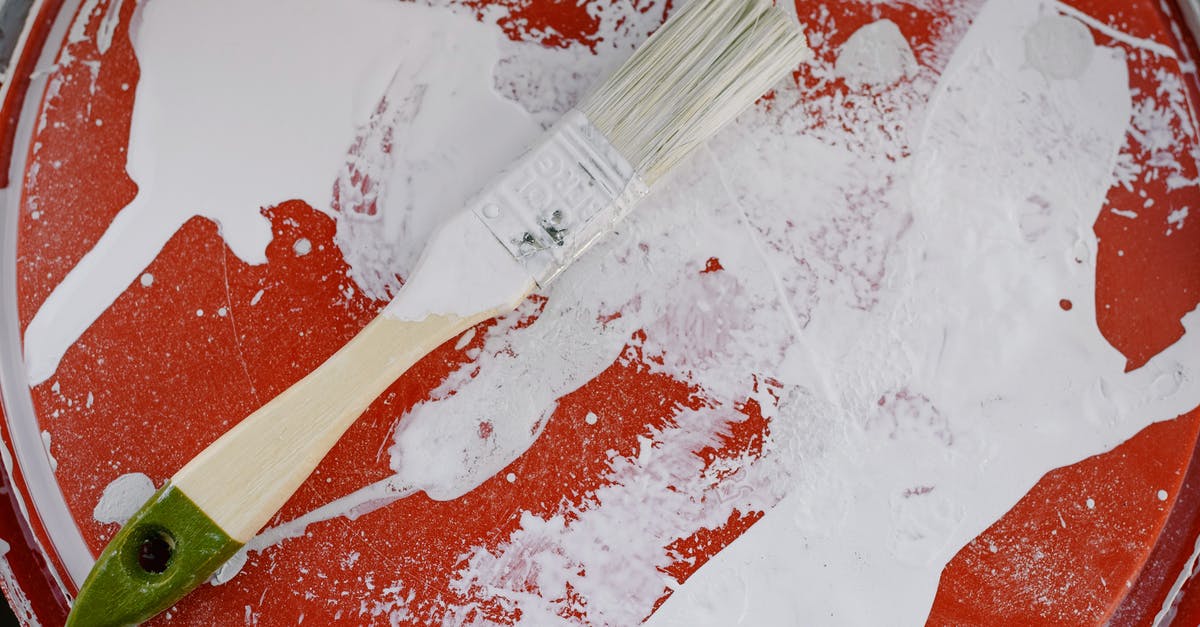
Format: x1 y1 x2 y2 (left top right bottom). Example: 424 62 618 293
471 110 649 287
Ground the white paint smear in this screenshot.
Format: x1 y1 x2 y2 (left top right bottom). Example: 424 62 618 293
21 0 1200 623
92 472 155 526
23 0 508 382
835 19 918 87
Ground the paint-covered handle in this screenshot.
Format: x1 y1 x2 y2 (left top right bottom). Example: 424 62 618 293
65 484 243 626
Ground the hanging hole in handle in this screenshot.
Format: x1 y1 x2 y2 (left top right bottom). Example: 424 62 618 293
138 531 174 573
124 525 176 576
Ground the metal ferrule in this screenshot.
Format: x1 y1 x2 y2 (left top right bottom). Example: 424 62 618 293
470 109 649 287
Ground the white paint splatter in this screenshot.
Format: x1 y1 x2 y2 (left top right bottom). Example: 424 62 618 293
26 0 1200 623
93 473 155 525
835 19 918 88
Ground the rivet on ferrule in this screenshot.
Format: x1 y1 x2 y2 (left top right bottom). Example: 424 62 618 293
469 109 649 287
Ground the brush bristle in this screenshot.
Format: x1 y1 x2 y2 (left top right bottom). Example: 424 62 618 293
579 0 810 185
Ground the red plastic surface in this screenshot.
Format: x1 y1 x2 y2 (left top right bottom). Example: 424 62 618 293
1 0 1199 625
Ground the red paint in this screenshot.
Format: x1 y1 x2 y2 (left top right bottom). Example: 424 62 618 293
1061 299 1074 311
701 257 724 273
930 411 1200 626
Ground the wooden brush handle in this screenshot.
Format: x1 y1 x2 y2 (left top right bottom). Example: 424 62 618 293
172 310 493 542
68 209 538 626
65 309 505 627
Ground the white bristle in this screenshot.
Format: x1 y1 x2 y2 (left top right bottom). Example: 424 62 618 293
580 0 811 185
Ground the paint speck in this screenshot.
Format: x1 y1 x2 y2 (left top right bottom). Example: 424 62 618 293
987 542 998 553
30 210 40 220
1158 489 1169 501
1086 498 1095 509
250 289 264 306
51 381 60 394
1168 206 1189 231
121 82 130 91
86 391 94 408
196 309 204 317
218 307 229 317
505 473 516 483
1059 299 1073 311
41 431 57 472
294 238 313 256
702 257 724 273
94 118 104 127
585 412 599 425
140 273 154 287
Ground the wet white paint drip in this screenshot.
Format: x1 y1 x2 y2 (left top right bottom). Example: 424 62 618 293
211 476 415 585
23 0 1200 623
92 472 155 525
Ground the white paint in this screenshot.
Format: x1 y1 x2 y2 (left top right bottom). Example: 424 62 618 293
24 0 1200 623
211 475 415 584
380 211 534 322
23 0 516 383
138 272 153 287
1025 15 1094 80
648 4 1190 623
1158 489 1169 501
1169 206 1190 230
292 238 312 257
453 328 475 351
39 430 55 472
1086 498 1095 509
92 472 155 525
835 19 918 88
96 0 125 55
1052 1 1178 59
329 5 544 301
0 538 39 626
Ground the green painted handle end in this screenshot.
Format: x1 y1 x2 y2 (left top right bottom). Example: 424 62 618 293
65 484 244 627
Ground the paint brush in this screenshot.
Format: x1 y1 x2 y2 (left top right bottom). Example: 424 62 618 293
65 0 809 623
